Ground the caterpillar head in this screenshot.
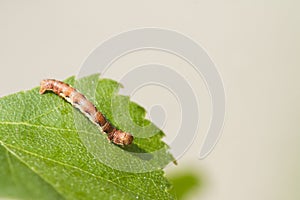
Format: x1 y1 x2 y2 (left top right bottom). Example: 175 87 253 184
39 79 54 94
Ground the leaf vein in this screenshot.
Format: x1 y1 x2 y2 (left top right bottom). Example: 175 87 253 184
1 142 145 199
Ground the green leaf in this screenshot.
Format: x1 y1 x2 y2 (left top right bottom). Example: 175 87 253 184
0 74 175 200
168 170 203 200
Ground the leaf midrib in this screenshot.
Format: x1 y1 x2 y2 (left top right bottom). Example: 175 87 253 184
0 122 157 200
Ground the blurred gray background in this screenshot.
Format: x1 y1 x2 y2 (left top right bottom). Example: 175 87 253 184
1 1 299 199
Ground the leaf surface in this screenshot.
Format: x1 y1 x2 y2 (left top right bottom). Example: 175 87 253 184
0 75 174 200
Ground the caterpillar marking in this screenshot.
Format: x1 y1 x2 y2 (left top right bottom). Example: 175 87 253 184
39 79 134 146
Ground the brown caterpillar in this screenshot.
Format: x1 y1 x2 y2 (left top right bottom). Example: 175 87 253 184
39 79 133 146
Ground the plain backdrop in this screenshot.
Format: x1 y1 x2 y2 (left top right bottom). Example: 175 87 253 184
1 1 299 200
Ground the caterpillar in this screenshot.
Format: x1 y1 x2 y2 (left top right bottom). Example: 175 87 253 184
39 79 133 146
